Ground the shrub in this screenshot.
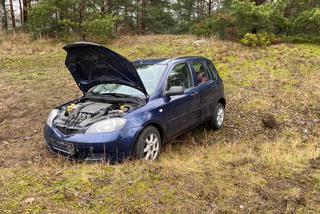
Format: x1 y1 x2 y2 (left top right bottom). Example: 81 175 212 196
231 0 286 36
85 16 120 42
28 0 119 41
191 11 236 39
231 0 271 36
191 0 287 40
240 33 276 47
292 8 320 36
28 1 57 38
281 35 320 44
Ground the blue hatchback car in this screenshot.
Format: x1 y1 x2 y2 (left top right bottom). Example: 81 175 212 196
44 42 226 161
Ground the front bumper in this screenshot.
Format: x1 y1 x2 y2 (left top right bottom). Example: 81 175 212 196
44 125 142 161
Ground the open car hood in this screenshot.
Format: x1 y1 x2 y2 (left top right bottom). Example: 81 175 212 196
63 42 148 96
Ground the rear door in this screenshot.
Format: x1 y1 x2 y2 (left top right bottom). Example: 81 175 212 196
163 62 201 138
191 60 219 122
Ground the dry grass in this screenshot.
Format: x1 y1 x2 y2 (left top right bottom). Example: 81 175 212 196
0 34 319 213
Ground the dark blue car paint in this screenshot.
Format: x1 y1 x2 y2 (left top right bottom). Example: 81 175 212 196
44 55 225 161
63 42 148 95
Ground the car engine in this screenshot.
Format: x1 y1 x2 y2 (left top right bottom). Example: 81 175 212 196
53 100 139 134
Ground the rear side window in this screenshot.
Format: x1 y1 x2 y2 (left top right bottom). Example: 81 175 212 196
167 63 193 90
205 61 218 80
192 61 210 85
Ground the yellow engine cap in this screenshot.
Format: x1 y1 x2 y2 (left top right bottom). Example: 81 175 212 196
67 103 77 112
120 105 128 111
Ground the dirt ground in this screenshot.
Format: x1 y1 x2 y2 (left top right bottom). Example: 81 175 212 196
0 34 319 213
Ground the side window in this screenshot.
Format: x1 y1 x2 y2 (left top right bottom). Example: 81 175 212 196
192 61 210 85
167 63 193 90
205 61 218 81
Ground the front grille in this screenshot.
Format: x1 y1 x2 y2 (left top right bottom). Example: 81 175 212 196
56 126 84 135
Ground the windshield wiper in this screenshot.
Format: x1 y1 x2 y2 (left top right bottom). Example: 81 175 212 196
86 92 146 103
100 93 136 98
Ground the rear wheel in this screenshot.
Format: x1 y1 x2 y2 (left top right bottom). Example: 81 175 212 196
133 126 161 161
208 103 225 130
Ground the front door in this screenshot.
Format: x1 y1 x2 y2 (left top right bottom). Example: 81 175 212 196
164 62 201 138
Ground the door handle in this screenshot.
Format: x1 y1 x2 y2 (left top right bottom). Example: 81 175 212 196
191 91 198 96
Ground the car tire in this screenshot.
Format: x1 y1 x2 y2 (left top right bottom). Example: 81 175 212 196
208 103 225 130
133 126 161 161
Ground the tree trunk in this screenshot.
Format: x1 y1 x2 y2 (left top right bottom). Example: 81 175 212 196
101 0 105 14
208 0 212 16
254 0 267 5
196 0 200 18
0 0 7 30
199 0 204 17
122 1 127 24
136 1 139 34
22 0 28 24
107 0 112 14
197 0 204 18
140 0 146 34
18 0 23 25
9 0 15 29
79 0 86 40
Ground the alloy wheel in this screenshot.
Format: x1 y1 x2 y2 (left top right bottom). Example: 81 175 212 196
217 107 225 127
143 133 160 161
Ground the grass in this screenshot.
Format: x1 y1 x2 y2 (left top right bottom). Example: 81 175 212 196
0 34 320 213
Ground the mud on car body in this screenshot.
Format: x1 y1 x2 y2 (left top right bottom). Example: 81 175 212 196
44 42 226 161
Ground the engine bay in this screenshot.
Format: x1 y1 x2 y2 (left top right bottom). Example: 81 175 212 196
53 99 142 134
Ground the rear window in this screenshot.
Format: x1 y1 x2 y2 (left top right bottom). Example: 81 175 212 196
192 61 210 85
205 61 218 80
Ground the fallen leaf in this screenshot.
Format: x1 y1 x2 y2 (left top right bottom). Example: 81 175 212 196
23 197 35 204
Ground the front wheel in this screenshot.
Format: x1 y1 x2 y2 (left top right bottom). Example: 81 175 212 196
208 103 225 130
133 126 161 161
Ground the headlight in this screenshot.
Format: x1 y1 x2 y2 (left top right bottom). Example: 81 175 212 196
86 118 126 134
47 109 58 127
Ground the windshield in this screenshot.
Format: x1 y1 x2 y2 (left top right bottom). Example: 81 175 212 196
90 64 167 97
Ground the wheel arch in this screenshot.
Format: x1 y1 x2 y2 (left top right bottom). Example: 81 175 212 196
130 122 165 156
218 97 226 108
144 122 164 142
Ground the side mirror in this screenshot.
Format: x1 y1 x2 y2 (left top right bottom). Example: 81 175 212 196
165 86 185 97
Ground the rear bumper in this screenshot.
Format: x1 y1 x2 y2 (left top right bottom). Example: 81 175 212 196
44 125 142 161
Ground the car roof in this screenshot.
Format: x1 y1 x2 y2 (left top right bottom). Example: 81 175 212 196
133 56 209 65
